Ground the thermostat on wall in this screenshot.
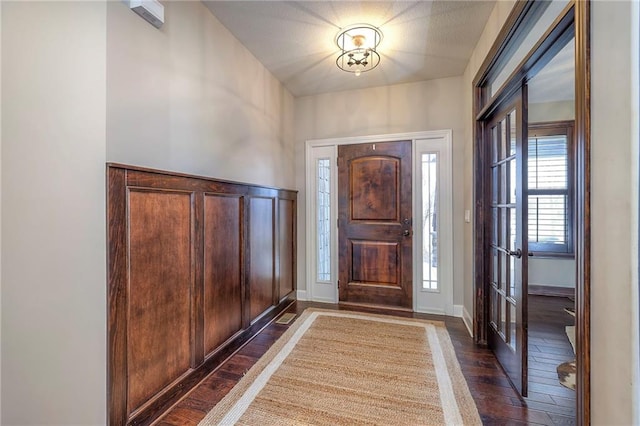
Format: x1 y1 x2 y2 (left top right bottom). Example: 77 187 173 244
129 0 164 29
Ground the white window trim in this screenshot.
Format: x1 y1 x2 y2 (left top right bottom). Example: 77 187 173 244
305 130 454 316
413 134 454 315
305 145 337 303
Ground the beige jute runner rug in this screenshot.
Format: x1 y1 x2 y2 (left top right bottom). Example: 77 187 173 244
199 309 481 425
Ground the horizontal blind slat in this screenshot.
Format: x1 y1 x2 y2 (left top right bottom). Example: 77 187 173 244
527 132 569 252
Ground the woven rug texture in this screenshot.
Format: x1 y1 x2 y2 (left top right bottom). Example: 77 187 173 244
199 309 481 426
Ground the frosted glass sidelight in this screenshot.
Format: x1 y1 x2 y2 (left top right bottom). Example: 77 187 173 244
316 159 331 281
422 153 439 290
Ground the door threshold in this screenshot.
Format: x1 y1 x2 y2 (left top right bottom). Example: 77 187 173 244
338 301 413 313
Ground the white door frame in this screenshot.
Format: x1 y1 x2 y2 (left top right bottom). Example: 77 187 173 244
305 130 454 315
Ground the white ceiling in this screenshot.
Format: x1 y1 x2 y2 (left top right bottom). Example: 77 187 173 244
203 1 496 97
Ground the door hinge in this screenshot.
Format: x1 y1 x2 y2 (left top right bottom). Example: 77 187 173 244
337 280 340 289
337 218 339 228
337 157 339 167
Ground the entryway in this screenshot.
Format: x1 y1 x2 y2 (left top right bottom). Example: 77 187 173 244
305 131 454 316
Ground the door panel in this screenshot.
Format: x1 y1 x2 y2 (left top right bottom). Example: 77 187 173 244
338 141 412 309
350 157 400 221
351 241 399 285
486 87 528 396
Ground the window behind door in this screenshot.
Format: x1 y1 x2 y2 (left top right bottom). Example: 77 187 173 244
528 121 574 255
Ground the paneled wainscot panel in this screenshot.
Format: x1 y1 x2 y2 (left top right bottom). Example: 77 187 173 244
278 198 295 299
127 189 194 414
203 194 243 355
107 164 296 426
249 197 275 321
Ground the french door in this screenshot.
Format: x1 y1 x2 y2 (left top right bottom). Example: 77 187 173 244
485 86 528 396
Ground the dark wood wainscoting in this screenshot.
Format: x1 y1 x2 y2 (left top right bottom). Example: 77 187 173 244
107 164 297 426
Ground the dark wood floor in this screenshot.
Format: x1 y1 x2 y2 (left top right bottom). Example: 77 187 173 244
155 297 576 425
525 295 576 424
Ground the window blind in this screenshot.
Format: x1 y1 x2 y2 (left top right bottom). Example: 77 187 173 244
528 136 567 190
528 135 569 252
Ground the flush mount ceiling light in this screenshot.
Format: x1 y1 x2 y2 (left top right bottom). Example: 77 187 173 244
335 24 383 77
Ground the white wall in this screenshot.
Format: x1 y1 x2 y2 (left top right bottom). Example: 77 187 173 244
1 2 107 424
294 77 465 305
529 258 575 288
106 1 295 189
631 2 640 422
591 1 637 423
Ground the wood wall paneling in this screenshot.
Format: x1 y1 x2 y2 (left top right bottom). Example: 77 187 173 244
107 167 128 425
278 198 295 299
127 189 194 415
203 194 243 355
249 197 275 321
107 164 297 426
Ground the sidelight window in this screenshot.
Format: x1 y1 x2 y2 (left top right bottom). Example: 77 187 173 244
316 158 331 281
422 153 439 290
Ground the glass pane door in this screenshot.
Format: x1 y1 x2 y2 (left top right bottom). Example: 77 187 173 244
487 87 528 396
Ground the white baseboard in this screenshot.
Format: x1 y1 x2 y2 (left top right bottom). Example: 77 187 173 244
453 305 463 318
416 305 463 317
462 306 473 338
310 296 336 304
416 307 446 316
296 290 308 301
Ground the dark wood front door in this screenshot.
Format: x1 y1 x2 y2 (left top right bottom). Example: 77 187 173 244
337 140 412 310
485 87 528 396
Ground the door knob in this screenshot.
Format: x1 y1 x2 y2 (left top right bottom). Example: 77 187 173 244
508 248 522 258
402 229 411 237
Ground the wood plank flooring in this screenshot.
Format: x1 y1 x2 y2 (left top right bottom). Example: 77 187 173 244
526 295 576 425
155 297 576 425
